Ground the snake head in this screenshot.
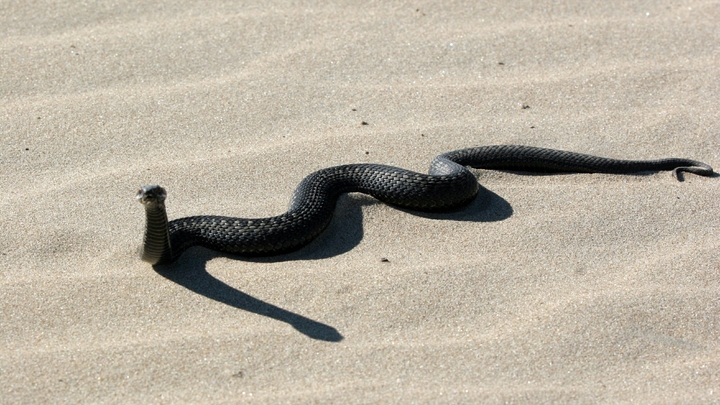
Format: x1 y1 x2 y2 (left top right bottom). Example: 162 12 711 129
137 185 167 205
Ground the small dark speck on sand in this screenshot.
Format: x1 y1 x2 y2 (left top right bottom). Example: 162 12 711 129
381 258 390 263
361 121 369 125
522 105 531 109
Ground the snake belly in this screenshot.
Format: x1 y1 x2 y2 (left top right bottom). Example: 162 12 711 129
137 144 714 265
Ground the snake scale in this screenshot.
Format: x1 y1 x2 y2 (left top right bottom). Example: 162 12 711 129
137 144 713 265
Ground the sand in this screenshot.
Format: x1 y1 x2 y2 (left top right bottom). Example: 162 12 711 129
1 1 718 403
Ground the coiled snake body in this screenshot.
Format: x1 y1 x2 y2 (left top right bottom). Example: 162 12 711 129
137 144 713 265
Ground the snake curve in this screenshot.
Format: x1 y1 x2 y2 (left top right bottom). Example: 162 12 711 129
137 144 713 265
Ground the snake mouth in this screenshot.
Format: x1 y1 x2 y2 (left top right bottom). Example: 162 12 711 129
137 185 167 204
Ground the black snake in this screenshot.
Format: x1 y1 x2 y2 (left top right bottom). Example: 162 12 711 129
137 144 713 265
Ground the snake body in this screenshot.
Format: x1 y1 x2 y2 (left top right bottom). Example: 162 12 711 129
137 144 713 265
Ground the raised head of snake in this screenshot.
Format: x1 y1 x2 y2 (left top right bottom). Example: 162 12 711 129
137 185 167 205
137 185 172 265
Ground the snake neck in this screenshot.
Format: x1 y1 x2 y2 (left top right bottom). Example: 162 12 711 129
141 201 173 265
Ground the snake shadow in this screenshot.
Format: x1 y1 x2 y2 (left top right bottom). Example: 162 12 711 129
153 184 511 342
154 258 344 342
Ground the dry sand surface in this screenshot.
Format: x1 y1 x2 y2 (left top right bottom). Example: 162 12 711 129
1 1 719 403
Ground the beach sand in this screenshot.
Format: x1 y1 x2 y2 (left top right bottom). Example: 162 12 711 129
1 1 718 403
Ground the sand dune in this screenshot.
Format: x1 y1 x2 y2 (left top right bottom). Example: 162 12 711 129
1 1 718 403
